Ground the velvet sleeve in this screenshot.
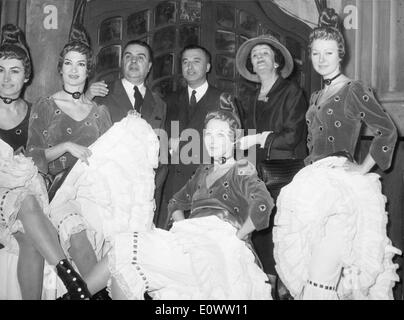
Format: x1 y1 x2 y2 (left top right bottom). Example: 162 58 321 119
26 98 54 174
306 92 318 155
346 82 397 170
263 85 308 152
167 165 202 215
94 103 112 135
237 164 273 231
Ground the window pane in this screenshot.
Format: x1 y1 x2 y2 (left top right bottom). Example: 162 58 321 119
153 53 174 79
155 1 177 27
96 45 121 73
127 10 149 38
215 30 235 52
215 54 235 79
216 5 234 29
99 17 122 45
239 10 258 37
179 25 200 48
179 0 201 23
153 26 176 52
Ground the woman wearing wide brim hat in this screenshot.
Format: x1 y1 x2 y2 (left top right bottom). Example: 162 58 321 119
236 34 308 299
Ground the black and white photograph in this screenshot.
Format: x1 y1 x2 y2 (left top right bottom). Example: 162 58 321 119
1 0 404 308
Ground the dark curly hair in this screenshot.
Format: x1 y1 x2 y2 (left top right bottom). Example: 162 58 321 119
57 24 94 77
308 8 345 59
0 24 32 80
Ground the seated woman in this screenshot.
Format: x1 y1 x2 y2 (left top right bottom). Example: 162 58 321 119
80 94 274 300
0 24 90 300
26 25 111 287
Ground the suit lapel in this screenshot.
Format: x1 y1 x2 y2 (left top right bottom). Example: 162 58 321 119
114 79 133 115
141 87 155 122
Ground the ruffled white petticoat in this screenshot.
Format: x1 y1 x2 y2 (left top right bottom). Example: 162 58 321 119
0 138 57 299
50 112 159 258
273 156 401 300
108 215 272 300
0 139 49 253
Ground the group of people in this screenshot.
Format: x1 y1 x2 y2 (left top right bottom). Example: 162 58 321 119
0 8 401 300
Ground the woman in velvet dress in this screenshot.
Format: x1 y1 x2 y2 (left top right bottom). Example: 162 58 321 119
273 9 399 300
26 24 111 298
0 24 91 300
235 34 308 293
72 94 274 300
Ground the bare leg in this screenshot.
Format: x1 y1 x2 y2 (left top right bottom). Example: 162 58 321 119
13 232 44 300
17 195 64 265
111 277 128 300
83 256 128 300
84 256 110 295
303 219 344 300
16 195 91 299
69 231 97 277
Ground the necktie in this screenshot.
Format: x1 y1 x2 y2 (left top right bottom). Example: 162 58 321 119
134 85 143 113
189 90 197 110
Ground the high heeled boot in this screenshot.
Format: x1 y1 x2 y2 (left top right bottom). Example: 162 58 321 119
56 259 91 300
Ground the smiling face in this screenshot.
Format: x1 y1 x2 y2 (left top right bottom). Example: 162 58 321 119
181 48 210 88
61 50 88 88
310 39 341 78
0 58 27 99
250 44 278 77
122 44 152 85
204 118 234 160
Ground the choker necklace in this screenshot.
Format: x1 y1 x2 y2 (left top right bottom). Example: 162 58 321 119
63 86 82 99
323 73 342 86
0 95 19 104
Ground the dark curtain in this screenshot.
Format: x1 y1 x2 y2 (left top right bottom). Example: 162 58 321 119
0 0 27 31
69 0 87 34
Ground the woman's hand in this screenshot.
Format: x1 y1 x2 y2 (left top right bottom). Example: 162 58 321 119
169 137 180 155
343 153 376 175
236 216 255 240
171 210 185 222
84 81 109 101
237 134 260 150
65 142 92 165
237 132 272 150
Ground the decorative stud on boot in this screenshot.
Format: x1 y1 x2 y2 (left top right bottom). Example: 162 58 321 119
56 259 91 300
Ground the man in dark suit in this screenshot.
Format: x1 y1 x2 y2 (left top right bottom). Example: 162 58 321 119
157 44 231 229
93 40 168 223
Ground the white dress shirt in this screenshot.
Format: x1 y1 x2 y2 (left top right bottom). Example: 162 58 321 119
121 78 146 108
187 81 208 104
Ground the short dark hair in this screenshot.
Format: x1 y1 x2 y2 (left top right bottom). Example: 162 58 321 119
248 42 285 76
180 44 211 65
123 40 154 64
